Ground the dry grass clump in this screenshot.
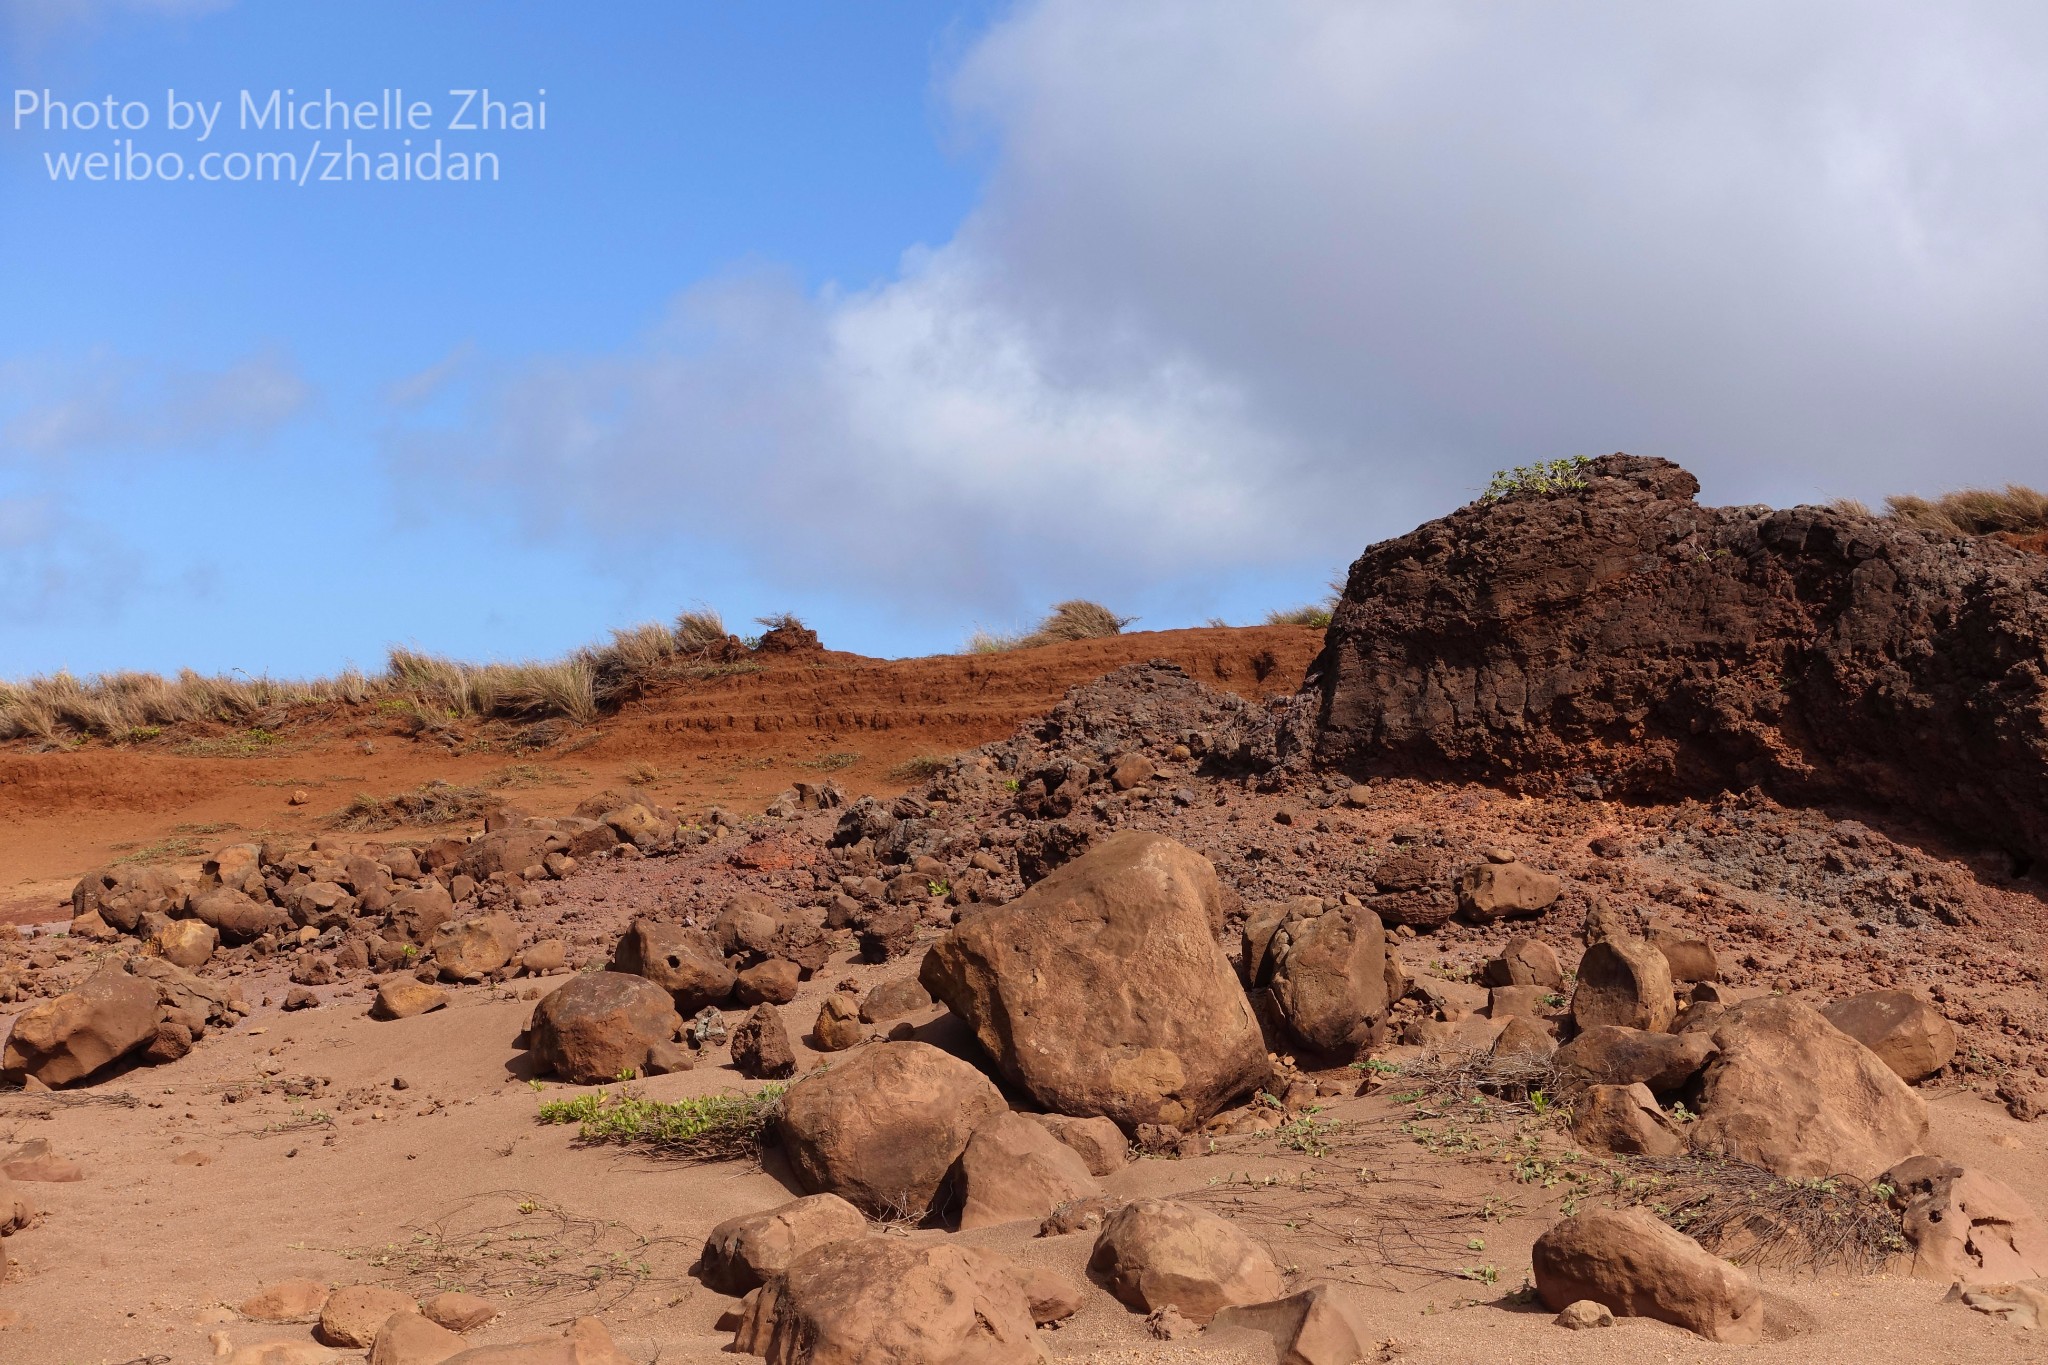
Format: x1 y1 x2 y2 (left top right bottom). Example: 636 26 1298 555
1265 603 1334 629
1615 1155 1906 1272
1835 484 2048 537
332 779 501 831
0 668 365 743
967 600 1135 653
2 604 767 744
1885 484 2048 536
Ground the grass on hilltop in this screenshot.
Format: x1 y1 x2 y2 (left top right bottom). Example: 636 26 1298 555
0 605 760 745
966 599 1135 653
1833 483 2048 539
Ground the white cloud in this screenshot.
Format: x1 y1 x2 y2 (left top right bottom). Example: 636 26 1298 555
0 346 314 459
398 0 2048 615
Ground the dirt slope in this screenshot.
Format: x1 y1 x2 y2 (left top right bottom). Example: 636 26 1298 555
0 626 1319 923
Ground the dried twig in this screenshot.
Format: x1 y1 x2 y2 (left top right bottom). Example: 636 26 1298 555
1611 1155 1906 1272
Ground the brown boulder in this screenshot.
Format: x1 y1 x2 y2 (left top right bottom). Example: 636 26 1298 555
369 1312 466 1365
431 914 517 982
920 831 1269 1131
1820 989 1957 1084
1457 861 1561 922
1029 1113 1129 1176
1489 1015 1556 1060
240 1278 331 1322
1649 924 1719 983
1554 1025 1717 1097
735 958 801 1006
420 1292 498 1333
371 979 449 1021
732 1238 1044 1364
1570 937 1675 1033
811 994 866 1051
1690 997 1928 1179
1570 1083 1686 1156
1088 1198 1286 1325
698 1193 868 1295
190 887 289 943
775 1041 1006 1218
858 974 933 1024
151 919 218 970
1885 1157 2048 1282
320 1284 419 1348
611 919 735 1013
1 964 159 1087
956 1111 1101 1231
526 972 683 1085
714 892 828 974
1532 1208 1762 1343
1478 935 1562 990
1210 1283 1371 1365
1259 901 1390 1059
73 864 186 933
730 1003 796 1080
387 883 456 944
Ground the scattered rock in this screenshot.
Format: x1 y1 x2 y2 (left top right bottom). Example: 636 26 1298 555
611 920 736 1013
1532 1207 1762 1343
1478 936 1562 989
1886 1157 2048 1282
1570 1083 1686 1156
240 1278 331 1323
371 979 449 1021
319 1284 420 1348
419 1292 498 1333
1088 1197 1287 1325
1554 1025 1718 1097
1571 937 1676 1034
152 919 218 971
1947 1281 2048 1330
811 994 865 1051
1210 1283 1371 1364
735 958 801 1007
2 1138 83 1183
1821 989 1958 1084
1691 997 1929 1179
920 831 1269 1131
775 1040 1006 1218
431 914 518 983
431 1316 630 1363
858 975 933 1025
1457 861 1561 922
698 1193 869 1295
368 1311 466 1365
1029 1113 1129 1176
0 964 159 1087
1258 900 1391 1059
525 972 683 1085
955 1111 1101 1230
1554 1299 1615 1329
730 1003 797 1080
732 1239 1043 1363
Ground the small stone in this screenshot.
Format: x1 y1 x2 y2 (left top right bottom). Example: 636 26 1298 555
239 1278 330 1322
1556 1298 1615 1329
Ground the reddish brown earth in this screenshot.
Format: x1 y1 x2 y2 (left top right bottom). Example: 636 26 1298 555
0 627 1318 924
5 474 2048 1364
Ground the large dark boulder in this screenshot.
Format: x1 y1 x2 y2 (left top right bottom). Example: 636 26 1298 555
1294 454 2048 862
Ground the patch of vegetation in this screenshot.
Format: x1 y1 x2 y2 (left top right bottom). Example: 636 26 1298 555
111 835 208 864
537 1086 785 1162
1265 603 1334 628
1840 483 2048 538
332 779 499 831
800 751 862 772
966 599 1135 653
887 752 953 782
1481 455 1593 502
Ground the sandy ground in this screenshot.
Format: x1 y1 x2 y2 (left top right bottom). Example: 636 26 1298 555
4 948 2045 1364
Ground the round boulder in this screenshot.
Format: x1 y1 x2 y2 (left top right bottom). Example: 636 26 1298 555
1088 1198 1286 1325
525 972 683 1085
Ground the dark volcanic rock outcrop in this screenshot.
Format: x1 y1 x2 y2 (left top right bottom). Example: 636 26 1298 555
1298 454 2048 861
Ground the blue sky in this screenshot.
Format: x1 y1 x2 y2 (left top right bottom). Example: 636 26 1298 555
7 2 2048 679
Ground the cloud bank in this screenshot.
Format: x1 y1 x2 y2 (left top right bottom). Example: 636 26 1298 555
400 1 2048 613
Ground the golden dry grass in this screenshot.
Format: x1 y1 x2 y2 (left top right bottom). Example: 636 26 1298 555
966 599 1134 653
1 608 758 743
1838 483 2048 537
